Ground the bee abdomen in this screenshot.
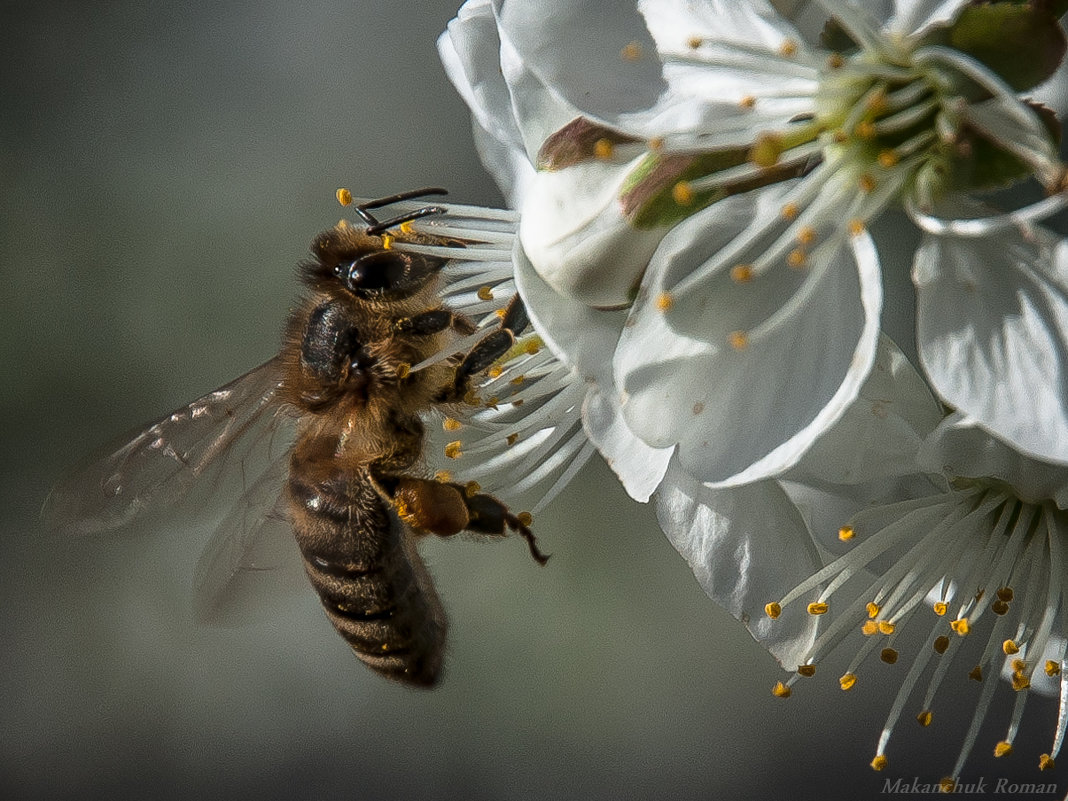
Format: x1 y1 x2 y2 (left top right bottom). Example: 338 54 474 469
287 468 446 686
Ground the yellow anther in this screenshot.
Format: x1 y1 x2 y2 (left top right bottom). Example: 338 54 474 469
880 648 898 665
933 635 950 654
786 248 807 269
1046 661 1061 677
1012 658 1027 673
335 187 353 206
997 586 1014 602
994 741 1013 758
594 138 614 160
488 365 504 379
827 53 844 69
443 417 462 432
839 673 857 691
870 754 888 772
772 681 792 698
939 777 956 793
765 602 782 619
739 95 757 109
858 173 877 193
839 525 855 542
512 398 524 407
848 219 866 236
797 664 816 677
780 202 800 220
916 710 932 727
444 440 463 459
336 218 349 229
647 136 664 152
433 470 452 483
516 511 533 526
728 330 750 351
484 395 500 408
807 602 828 616
495 307 508 319
861 620 879 636
395 362 411 379
620 41 643 61
950 618 970 636
1002 640 1020 655
399 220 414 234
510 374 525 385
672 181 694 206
477 285 495 301
692 401 705 415
523 339 541 355
932 601 948 617
464 481 481 497
968 665 983 682
796 225 817 246
1039 754 1055 771
381 233 394 250
778 38 798 57
866 602 880 619
686 35 703 49
991 599 1009 615
866 90 888 114
1012 673 1031 691
506 433 519 447
655 292 674 312
750 133 784 168
855 120 876 140
730 264 754 283
877 149 899 168
832 129 849 143
877 620 895 635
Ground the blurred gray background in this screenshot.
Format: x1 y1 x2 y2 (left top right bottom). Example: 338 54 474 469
2 2 1065 799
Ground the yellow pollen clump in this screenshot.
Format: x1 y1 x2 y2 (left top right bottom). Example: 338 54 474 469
656 292 674 312
1002 640 1020 655
855 121 876 140
477 285 495 301
517 511 533 526
997 586 1014 602
827 53 844 69
765 602 782 619
381 233 394 250
858 173 877 193
797 664 816 677
991 599 1009 615
848 219 865 236
933 635 950 654
880 648 898 664
796 226 817 245
750 133 784 167
878 620 895 635
877 149 899 168
994 741 1013 758
839 525 855 542
780 202 800 220
1039 754 1056 771
916 710 933 727
779 38 798 57
870 755 888 772
932 601 948 617
787 249 807 269
729 330 750 351
772 681 792 698
464 481 481 497
866 602 880 619
1046 661 1061 677
620 41 643 61
488 365 504 379
443 417 462 432
335 187 353 206
730 264 754 283
861 620 879 636
686 35 703 49
506 433 519 447
495 307 508 319
939 777 956 793
594 138 614 160
395 362 411 379
969 665 983 681
950 618 970 636
739 95 757 109
444 440 463 459
434 470 452 482
672 181 695 206
839 673 857 691
807 602 828 615
1012 673 1031 692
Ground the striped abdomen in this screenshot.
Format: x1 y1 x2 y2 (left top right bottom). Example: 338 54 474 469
286 464 446 686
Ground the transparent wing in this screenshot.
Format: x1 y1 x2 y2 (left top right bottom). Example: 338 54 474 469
192 455 307 626
42 357 291 537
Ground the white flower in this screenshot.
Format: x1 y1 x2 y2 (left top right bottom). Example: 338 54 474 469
443 0 1068 489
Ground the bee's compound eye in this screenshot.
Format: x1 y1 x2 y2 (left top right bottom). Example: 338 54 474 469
344 251 415 296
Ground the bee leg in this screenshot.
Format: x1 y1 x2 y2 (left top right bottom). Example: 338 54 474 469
393 309 476 336
450 294 530 395
379 475 549 565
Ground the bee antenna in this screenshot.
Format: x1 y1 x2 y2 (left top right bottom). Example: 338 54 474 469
354 187 450 235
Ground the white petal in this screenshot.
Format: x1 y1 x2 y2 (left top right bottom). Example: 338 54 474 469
914 226 1068 466
615 196 883 486
655 461 821 669
638 0 802 54
583 384 672 502
887 0 970 36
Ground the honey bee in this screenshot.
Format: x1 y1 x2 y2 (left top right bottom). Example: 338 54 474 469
43 187 547 687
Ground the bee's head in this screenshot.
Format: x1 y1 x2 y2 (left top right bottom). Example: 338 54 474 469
304 226 444 300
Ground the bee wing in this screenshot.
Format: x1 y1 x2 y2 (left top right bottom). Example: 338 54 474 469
42 357 290 537
192 454 307 626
